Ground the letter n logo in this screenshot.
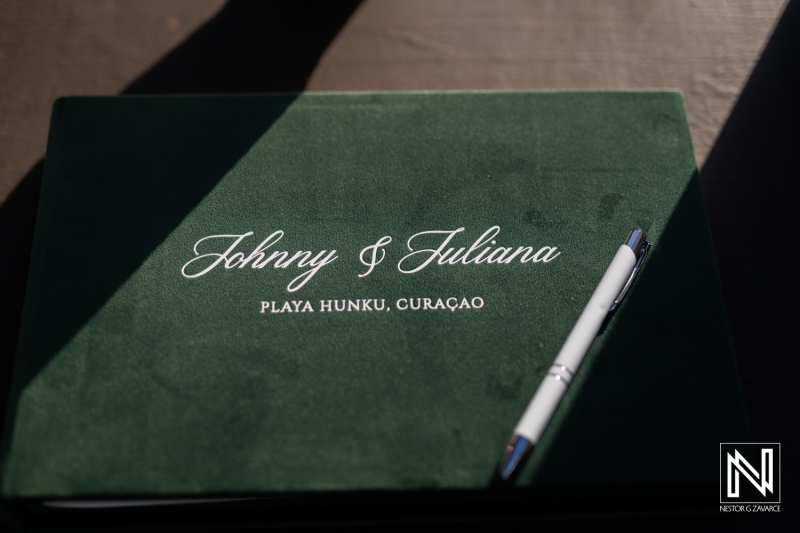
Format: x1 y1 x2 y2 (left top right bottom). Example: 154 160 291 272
720 443 780 503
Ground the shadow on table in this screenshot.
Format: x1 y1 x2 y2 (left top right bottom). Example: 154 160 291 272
518 3 799 519
0 0 361 453
699 0 799 444
515 1 798 523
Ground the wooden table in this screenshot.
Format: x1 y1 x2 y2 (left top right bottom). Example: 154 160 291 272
1 0 796 526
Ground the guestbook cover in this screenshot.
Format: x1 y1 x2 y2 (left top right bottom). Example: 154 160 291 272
1 91 747 499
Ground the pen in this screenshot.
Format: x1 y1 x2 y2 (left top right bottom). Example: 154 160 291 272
498 228 651 481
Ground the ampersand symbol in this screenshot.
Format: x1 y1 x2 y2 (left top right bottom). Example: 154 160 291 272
359 236 393 278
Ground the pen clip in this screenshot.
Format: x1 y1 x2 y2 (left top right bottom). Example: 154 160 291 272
608 240 651 315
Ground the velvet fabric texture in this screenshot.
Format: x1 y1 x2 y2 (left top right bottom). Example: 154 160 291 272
1 92 746 498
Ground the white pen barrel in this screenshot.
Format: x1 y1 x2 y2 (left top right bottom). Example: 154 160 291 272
554 245 636 370
513 244 637 443
513 370 570 442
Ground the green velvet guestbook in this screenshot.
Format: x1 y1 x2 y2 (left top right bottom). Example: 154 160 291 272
1 92 747 507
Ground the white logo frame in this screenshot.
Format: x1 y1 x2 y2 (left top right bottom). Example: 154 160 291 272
720 443 781 504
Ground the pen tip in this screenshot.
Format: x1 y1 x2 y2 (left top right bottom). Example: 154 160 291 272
498 436 534 481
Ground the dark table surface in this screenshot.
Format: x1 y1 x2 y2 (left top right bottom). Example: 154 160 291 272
1 0 797 529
